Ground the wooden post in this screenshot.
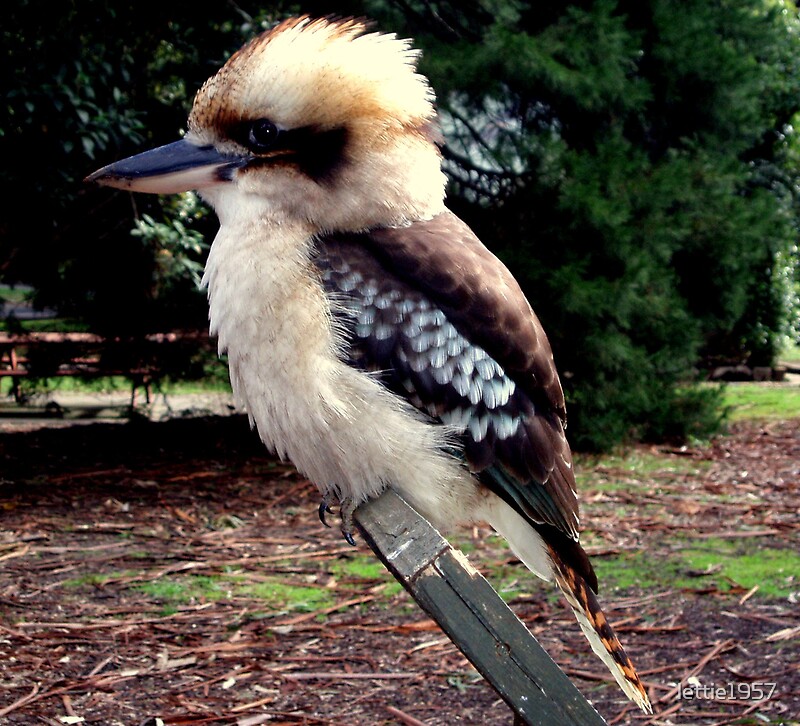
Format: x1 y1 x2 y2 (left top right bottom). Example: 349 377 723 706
354 490 607 726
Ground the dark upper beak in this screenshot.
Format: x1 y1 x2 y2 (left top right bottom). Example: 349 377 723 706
85 138 250 194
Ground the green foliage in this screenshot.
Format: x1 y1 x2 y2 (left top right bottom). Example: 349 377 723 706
4 0 800 450
130 192 209 291
1 0 291 335
385 0 800 449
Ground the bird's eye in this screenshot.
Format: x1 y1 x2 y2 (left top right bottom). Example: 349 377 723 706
246 119 279 152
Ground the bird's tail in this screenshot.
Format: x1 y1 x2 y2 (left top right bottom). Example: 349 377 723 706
548 545 652 713
484 500 652 713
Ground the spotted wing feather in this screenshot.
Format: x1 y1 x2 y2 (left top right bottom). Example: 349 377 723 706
315 223 581 549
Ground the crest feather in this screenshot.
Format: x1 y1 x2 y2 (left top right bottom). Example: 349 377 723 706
189 15 436 138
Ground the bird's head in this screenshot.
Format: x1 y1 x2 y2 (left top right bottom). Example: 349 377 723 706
87 16 446 232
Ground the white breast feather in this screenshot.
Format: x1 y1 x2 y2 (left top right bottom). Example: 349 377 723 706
200 194 477 530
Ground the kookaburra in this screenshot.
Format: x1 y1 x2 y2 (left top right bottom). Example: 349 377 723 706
87 15 651 712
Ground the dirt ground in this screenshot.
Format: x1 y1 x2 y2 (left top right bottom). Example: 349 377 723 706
0 406 798 725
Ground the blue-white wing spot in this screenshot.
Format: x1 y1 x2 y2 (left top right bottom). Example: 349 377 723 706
319 253 524 444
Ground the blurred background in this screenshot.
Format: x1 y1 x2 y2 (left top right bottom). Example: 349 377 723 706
3 0 800 450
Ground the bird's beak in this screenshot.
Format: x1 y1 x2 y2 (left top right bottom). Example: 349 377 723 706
85 138 249 194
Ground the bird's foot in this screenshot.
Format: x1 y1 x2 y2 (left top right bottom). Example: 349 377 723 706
340 497 356 546
317 494 357 546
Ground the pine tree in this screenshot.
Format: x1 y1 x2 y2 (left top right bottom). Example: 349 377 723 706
378 0 800 448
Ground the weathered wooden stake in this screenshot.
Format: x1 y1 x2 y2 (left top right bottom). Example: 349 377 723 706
354 490 607 726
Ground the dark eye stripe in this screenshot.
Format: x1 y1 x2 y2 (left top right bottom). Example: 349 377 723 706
229 121 349 183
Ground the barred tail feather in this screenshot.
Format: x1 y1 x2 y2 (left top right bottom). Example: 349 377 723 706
550 549 652 713
483 498 652 713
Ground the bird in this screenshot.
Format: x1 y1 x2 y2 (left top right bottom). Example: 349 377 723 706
87 15 652 713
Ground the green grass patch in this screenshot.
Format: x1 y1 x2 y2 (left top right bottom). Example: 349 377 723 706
592 539 800 600
679 538 800 599
1 372 232 398
495 572 547 603
591 450 708 476
26 318 89 332
133 573 336 612
62 571 140 588
329 554 403 597
330 554 390 580
8 375 131 394
1 317 91 333
158 376 232 394
135 575 229 603
235 581 335 612
592 552 667 593
720 383 800 421
575 449 711 492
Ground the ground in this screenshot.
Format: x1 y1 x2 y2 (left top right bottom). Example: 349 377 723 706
0 398 798 725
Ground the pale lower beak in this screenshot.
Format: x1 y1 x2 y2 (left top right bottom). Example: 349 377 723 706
85 138 249 194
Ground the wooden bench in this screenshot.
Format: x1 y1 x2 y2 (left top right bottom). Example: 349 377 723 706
0 331 211 406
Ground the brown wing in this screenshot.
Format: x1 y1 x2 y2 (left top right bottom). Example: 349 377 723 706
367 211 567 421
314 211 584 550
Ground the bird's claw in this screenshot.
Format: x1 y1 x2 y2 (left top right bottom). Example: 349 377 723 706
318 494 357 545
318 497 334 527
340 496 356 546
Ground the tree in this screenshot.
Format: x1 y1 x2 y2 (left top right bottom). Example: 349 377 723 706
2 0 299 335
3 0 799 448
374 0 800 448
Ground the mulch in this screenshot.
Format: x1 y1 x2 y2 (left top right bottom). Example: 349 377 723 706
0 415 798 725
